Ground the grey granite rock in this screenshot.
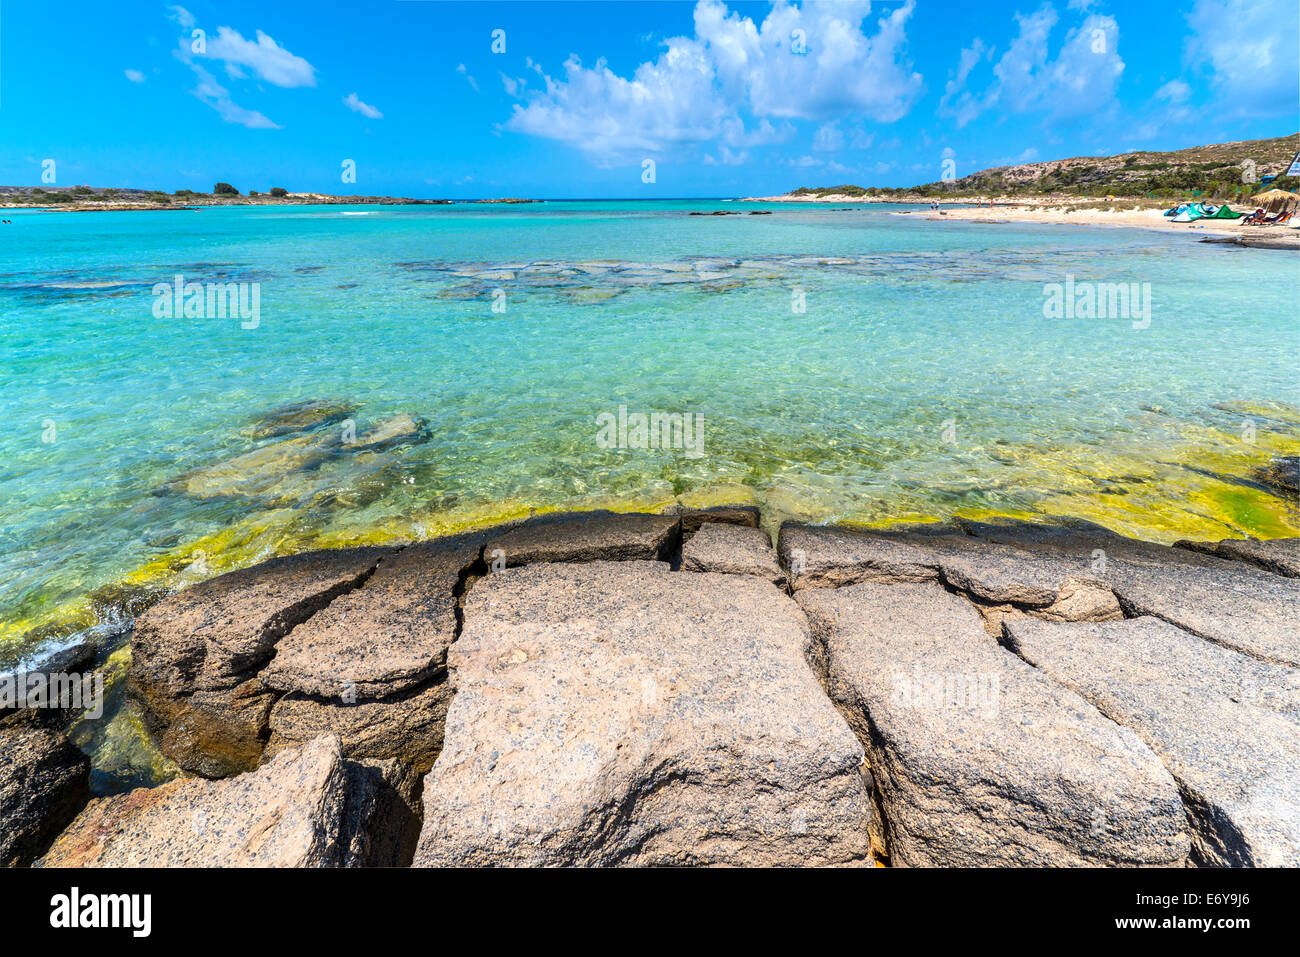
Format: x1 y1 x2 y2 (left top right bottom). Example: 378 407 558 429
797 582 1189 867
676 504 761 538
484 511 678 567
681 522 785 586
778 524 941 590
129 546 393 776
782 520 1298 666
261 538 481 699
1175 537 1300 578
1003 615 1300 866
0 716 90 866
778 524 1121 621
339 757 424 867
38 736 411 867
1100 551 1300 668
415 561 870 866
266 678 454 773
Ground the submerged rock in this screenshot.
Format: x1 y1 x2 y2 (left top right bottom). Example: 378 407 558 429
1256 456 1299 497
1004 616 1300 866
0 715 91 866
163 432 341 500
415 561 871 866
348 413 428 453
797 582 1190 867
246 399 356 440
38 736 420 867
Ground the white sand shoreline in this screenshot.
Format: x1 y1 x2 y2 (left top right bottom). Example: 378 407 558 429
743 193 1298 247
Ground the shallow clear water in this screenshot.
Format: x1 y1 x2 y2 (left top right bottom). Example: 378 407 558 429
3 200 1298 664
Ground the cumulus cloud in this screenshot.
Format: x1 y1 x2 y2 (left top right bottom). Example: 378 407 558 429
168 9 316 128
504 0 923 163
124 69 146 83
939 4 1125 126
1187 0 1298 114
343 92 383 119
694 0 923 121
204 27 317 87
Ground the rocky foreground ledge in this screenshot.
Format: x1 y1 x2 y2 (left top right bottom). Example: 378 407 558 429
5 507 1299 867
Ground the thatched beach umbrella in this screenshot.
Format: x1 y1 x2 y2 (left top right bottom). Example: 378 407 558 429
1249 188 1300 212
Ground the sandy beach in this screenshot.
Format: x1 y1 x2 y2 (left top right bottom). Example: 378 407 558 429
741 192 1299 246
908 202 1300 248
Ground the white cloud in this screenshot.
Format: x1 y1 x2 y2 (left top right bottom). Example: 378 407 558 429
1187 0 1298 113
168 11 315 129
124 69 146 83
939 5 1124 126
343 92 383 119
703 146 750 166
1043 14 1125 116
168 5 195 30
1155 79 1191 103
812 122 845 152
505 39 727 161
189 63 280 129
457 64 480 93
694 0 923 122
939 39 990 127
501 73 525 97
203 26 317 88
503 0 923 163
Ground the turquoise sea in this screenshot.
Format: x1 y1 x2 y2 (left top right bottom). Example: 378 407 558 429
3 200 1298 668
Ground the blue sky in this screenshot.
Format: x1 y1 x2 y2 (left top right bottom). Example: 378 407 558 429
2 0 1296 198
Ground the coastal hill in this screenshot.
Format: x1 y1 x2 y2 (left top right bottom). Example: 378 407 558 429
788 132 1300 201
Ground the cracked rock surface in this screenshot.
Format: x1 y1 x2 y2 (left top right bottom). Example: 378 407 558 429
414 561 871 866
40 509 1290 868
1004 616 1300 866
798 582 1189 867
38 736 419 867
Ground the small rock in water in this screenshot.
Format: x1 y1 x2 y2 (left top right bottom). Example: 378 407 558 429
1256 456 1299 497
245 399 356 440
348 413 428 453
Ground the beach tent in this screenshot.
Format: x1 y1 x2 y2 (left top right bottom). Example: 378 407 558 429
1203 204 1245 219
1171 203 1208 222
1249 189 1299 213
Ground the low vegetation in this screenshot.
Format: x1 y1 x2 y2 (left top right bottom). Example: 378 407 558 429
793 133 1299 202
